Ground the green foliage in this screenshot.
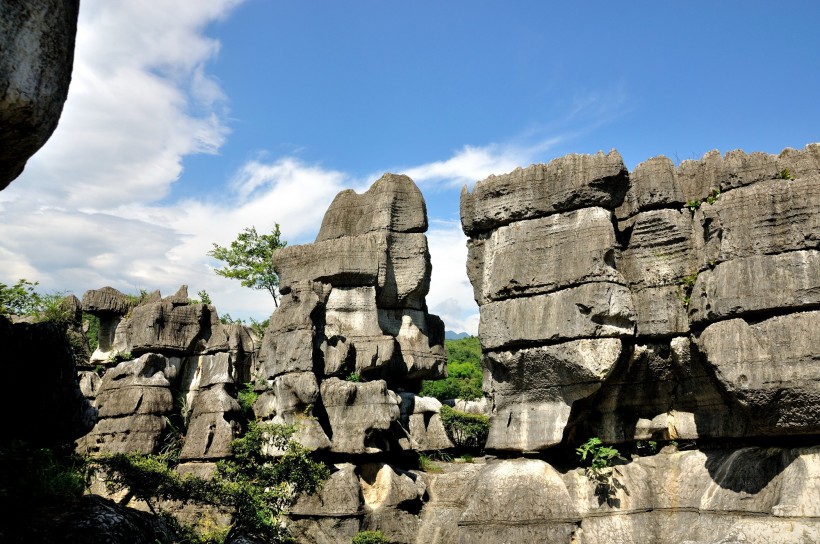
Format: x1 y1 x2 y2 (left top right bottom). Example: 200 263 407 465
345 372 362 383
636 440 658 455
93 421 329 542
84 312 100 351
198 290 212 305
0 278 42 315
0 279 73 322
108 351 133 364
418 453 443 473
678 271 699 307
685 188 721 210
778 168 795 180
420 337 483 401
208 225 287 306
124 289 151 308
576 437 625 480
352 530 389 544
250 317 269 339
439 405 489 450
0 441 89 512
238 383 259 420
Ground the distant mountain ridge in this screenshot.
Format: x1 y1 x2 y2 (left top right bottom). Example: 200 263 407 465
445 330 470 340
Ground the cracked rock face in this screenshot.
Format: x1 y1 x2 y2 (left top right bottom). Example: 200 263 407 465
461 145 820 452
252 173 447 455
0 0 80 190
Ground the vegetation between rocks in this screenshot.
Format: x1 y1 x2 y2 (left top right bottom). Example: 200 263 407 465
421 336 482 401
352 529 389 544
439 405 489 450
93 420 329 543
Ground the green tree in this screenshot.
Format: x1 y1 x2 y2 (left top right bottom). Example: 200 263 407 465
208 225 287 306
0 279 42 315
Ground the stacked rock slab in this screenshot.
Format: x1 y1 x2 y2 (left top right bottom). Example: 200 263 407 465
252 174 450 457
460 144 820 452
461 151 635 451
77 286 256 467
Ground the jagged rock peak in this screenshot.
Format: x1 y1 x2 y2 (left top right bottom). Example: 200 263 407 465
316 172 428 242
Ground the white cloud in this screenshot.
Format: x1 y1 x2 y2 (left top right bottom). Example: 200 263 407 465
4 0 240 209
0 0 563 328
400 136 566 189
426 220 479 335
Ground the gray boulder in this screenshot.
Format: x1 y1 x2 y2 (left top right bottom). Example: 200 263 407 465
0 0 80 189
689 250 820 324
478 282 635 350
484 339 622 451
461 150 628 236
468 207 624 304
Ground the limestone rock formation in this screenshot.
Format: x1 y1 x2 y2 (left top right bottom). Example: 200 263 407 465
0 0 80 189
77 286 256 464
461 144 820 452
461 151 636 451
251 173 447 456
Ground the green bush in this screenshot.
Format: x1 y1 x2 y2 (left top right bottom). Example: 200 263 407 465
439 405 489 450
352 530 389 544
238 383 259 420
576 437 625 481
421 337 482 401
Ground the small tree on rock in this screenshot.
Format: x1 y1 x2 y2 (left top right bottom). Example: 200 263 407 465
208 225 287 306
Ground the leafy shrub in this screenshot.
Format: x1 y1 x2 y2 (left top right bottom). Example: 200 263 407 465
238 383 258 419
439 405 489 450
421 337 483 401
778 168 795 180
576 437 625 481
345 372 362 383
352 530 389 544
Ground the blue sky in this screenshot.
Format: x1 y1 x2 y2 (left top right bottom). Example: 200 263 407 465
1 1 818 334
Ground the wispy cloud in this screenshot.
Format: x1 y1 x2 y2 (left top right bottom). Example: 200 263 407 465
402 137 565 189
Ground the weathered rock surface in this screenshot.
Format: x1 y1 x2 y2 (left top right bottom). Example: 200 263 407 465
461 144 820 456
316 173 428 241
0 0 80 190
478 282 635 351
461 150 628 236
699 175 820 262
467 207 624 304
253 174 446 455
484 339 622 451
689 250 820 324
698 312 820 434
